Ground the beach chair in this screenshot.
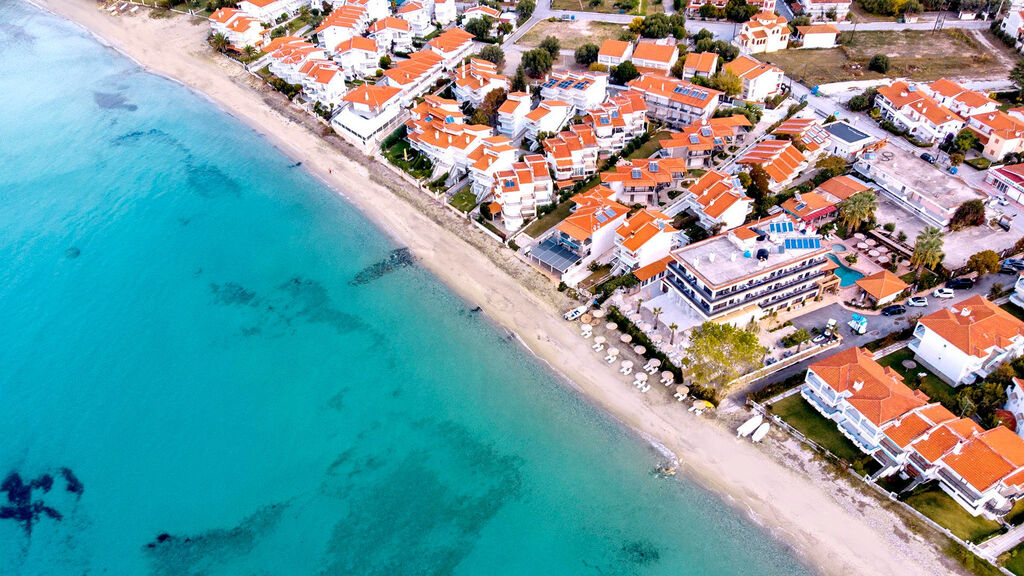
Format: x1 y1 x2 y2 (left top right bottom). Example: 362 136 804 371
620 366 632 376
593 343 604 352
641 384 650 393
604 355 615 363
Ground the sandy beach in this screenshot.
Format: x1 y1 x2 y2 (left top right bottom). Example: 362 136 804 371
29 2 971 574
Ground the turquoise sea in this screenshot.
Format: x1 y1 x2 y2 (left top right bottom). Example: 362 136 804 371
0 4 814 575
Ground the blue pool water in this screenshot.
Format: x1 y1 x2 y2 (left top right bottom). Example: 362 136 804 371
0 4 814 575
832 244 847 253
827 254 865 287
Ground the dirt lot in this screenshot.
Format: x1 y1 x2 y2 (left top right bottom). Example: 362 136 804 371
760 29 1015 86
550 0 663 15
516 20 627 51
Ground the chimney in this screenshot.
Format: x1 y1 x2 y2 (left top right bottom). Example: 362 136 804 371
900 91 908 97
953 441 964 455
961 307 971 317
852 380 864 391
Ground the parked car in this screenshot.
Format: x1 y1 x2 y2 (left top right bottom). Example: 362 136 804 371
946 277 974 289
920 152 934 163
933 288 955 299
999 196 1010 206
1002 259 1024 274
881 304 906 316
907 296 929 307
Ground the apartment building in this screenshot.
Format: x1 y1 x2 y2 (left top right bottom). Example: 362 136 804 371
626 74 722 129
631 41 680 74
967 111 1024 161
467 135 518 201
682 51 718 79
875 81 965 144
452 59 509 108
723 56 784 102
611 209 680 274
543 126 600 182
772 117 830 154
597 39 634 67
736 139 807 190
332 84 405 151
315 5 370 52
405 95 493 177
427 28 475 69
524 100 572 146
237 0 310 23
922 78 999 118
209 8 266 50
658 115 752 169
539 71 609 112
600 157 688 205
492 154 554 230
581 91 648 152
795 0 851 19
675 169 753 232
496 91 532 141
333 37 381 79
380 49 446 105
367 17 413 54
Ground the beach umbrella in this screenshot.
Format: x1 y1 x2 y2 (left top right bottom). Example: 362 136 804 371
634 372 649 383
868 249 880 257
638 322 651 332
865 238 877 247
628 312 642 322
593 335 606 345
621 360 634 369
608 347 619 356
676 385 689 395
853 232 866 240
648 358 662 369
877 245 889 253
580 313 593 324
661 370 674 382
620 333 633 343
606 322 618 331
650 334 663 343
633 345 646 355
878 255 891 264
591 309 605 319
856 242 869 249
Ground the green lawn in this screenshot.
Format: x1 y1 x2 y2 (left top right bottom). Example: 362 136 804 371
523 200 574 239
771 395 865 462
382 139 434 180
1003 302 1024 323
1003 542 1024 575
1007 499 1024 526
877 348 958 411
627 130 669 160
904 483 1002 543
549 0 660 15
449 189 478 213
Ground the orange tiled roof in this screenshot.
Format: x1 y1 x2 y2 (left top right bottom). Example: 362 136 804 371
918 295 1024 358
335 36 378 54
627 74 721 110
815 175 870 202
428 28 474 54
598 39 631 59
780 191 835 221
855 270 909 301
809 347 929 426
632 41 677 65
724 55 781 81
343 84 402 108
556 186 629 241
369 17 410 33
686 169 749 219
601 157 686 189
616 209 677 252
683 51 718 74
633 256 672 281
772 117 829 151
737 139 805 184
795 24 839 35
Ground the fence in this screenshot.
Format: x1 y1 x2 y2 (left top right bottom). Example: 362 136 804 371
728 337 842 389
749 396 1014 574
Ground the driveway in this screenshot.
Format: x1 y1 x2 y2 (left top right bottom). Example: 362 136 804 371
730 272 1012 400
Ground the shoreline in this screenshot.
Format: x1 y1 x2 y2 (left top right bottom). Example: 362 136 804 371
28 2 970 574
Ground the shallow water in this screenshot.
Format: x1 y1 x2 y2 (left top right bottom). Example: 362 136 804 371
0 4 813 575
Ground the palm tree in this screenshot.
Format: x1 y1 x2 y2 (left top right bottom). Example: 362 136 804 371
669 323 678 345
910 226 945 285
838 190 877 232
243 45 258 61
636 297 644 314
652 307 663 328
209 33 229 53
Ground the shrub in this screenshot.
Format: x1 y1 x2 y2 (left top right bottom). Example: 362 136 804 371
868 54 890 73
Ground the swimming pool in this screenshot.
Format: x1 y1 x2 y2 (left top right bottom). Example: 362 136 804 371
827 254 865 287
832 244 848 253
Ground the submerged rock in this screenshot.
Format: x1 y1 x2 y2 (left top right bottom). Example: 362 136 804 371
65 247 81 259
349 248 414 286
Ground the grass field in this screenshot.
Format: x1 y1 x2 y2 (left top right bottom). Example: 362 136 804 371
771 394 864 462
1003 542 1024 575
876 347 958 411
904 483 1002 543
449 189 478 213
550 0 662 15
524 199 575 238
516 20 627 51
760 30 1013 86
627 130 669 160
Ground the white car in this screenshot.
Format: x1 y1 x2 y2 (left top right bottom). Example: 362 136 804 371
933 288 955 299
907 296 929 307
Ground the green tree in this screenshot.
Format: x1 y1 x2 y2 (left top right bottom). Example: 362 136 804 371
641 14 671 38
479 88 508 119
682 322 766 393
497 21 513 36
478 45 505 68
966 250 1001 277
783 328 812 351
539 35 561 58
516 0 536 23
574 43 600 66
379 55 392 69
470 109 490 125
611 61 640 85
669 322 679 345
522 49 553 78
950 199 987 231
910 226 945 284
724 0 758 22
693 28 714 42
838 190 877 232
951 128 978 153
748 165 771 199
465 16 492 40
949 152 964 166
709 70 743 96
511 65 528 91
243 45 258 61
209 32 229 52
868 54 890 73
1013 59 1024 96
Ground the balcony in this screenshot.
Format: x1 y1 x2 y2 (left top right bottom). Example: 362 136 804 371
668 262 826 316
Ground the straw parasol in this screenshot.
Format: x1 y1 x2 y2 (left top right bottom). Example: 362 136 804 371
853 232 866 240
580 313 593 324
620 333 633 343
605 322 618 331
868 249 880 258
856 242 869 249
633 345 646 355
648 358 662 369
635 372 649 383
877 245 889 254
607 347 620 356
621 360 634 370
661 370 675 382
593 336 606 345
591 309 605 319
676 384 690 396
650 334 663 343
865 238 877 247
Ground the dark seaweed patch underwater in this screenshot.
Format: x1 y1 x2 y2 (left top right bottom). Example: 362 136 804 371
0 468 82 535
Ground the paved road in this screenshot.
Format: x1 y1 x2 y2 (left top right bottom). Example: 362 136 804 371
729 272 1012 400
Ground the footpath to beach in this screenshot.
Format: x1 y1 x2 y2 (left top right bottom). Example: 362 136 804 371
31 2 975 574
